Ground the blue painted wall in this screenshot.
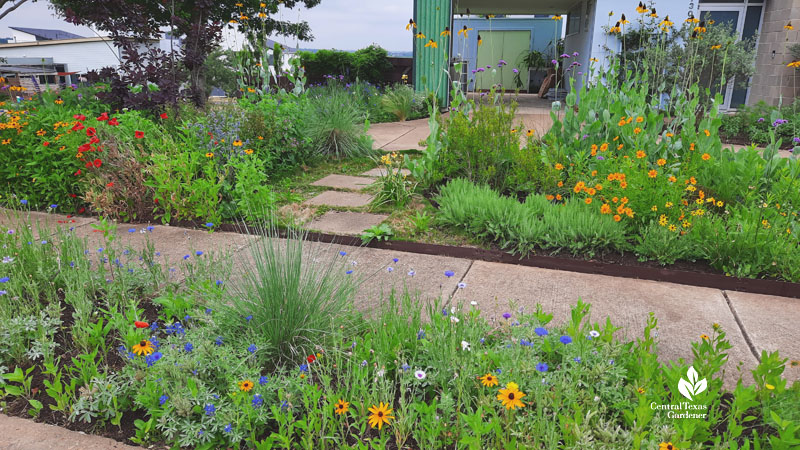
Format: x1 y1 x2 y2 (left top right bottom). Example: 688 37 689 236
452 17 563 90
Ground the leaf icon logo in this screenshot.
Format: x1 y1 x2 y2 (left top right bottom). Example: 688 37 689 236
678 366 707 401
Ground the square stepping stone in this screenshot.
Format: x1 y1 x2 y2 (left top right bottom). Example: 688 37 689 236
305 191 374 208
307 211 387 235
361 167 412 177
311 174 374 190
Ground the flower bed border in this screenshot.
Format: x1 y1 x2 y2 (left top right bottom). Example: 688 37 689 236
204 222 800 299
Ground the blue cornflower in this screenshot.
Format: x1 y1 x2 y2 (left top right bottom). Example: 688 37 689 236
150 321 159 331
159 394 169 405
224 424 232 433
259 376 269 385
299 363 308 373
479 337 485 344
560 336 573 344
0 277 9 283
20 199 28 205
360 360 368 367
573 357 582 363
444 270 455 277
216 280 223 287
339 251 347 256
248 344 257 354
145 352 163 367
147 226 155 232
417 329 426 340
534 327 549 336
195 251 203 256
496 368 502 374
49 204 58 209
184 314 191 322
502 312 511 319
536 362 549 372
69 261 75 267
520 339 533 347
204 222 214 228
183 255 190 260
128 228 136 233
41 240 47 245
609 359 615 365
345 270 353 275
0 290 7 296
204 404 216 415
392 258 399 263
280 400 289 411
387 267 393 272
198 430 204 437
215 336 223 346
184 342 193 352
252 394 264 408
245 315 253 322
401 363 410 371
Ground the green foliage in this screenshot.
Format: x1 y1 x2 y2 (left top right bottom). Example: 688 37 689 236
380 84 424 122
719 100 800 146
212 228 358 364
361 223 393 244
299 45 392 85
303 88 375 158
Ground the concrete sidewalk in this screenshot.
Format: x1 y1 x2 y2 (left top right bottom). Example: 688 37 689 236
2 207 799 448
3 208 797 386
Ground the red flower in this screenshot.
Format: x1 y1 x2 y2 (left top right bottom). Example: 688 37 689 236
160 113 168 119
78 207 86 213
68 193 77 198
71 123 85 131
93 158 102 168
108 118 119 126
106 182 114 187
86 127 96 137
97 112 109 121
154 198 159 204
73 114 87 121
89 136 100 144
74 169 82 176
43 141 50 146
85 162 92 168
307 354 316 364
134 321 149 328
134 131 144 139
78 143 92 153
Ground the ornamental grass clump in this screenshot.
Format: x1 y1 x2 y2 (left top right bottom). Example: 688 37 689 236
304 87 374 158
214 223 359 365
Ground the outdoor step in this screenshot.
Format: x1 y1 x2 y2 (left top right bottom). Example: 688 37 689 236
361 167 411 177
306 211 388 236
305 191 374 208
311 174 375 190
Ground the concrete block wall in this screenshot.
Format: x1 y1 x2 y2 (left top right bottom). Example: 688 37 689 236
749 0 800 106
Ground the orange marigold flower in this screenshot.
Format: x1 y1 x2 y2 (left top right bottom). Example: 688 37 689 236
613 214 622 222
704 129 710 137
600 204 611 214
546 195 555 201
591 170 598 177
555 194 562 201
689 142 695 151
657 158 666 166
620 181 628 189
557 181 564 187
648 169 657 178
585 198 593 205
633 127 642 134
555 163 564 170
600 143 609 152
668 175 677 182
701 153 711 160
636 150 646 158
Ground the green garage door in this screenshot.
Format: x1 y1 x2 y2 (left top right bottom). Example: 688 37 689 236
476 30 530 91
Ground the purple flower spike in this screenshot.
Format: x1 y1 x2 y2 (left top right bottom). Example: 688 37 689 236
560 53 571 58
551 59 558 65
572 51 579 56
757 117 765 123
512 68 519 73
502 312 512 320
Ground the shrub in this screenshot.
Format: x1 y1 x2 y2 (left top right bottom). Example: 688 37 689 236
299 45 392 85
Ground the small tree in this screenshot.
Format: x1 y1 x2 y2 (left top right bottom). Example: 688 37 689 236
51 0 320 106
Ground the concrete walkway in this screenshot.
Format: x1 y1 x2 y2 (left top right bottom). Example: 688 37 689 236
1 208 799 447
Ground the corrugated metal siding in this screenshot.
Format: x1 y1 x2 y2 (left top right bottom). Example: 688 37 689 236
413 0 452 105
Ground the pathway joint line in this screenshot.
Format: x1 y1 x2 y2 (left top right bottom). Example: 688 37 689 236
722 290 761 362
380 127 415 149
447 259 475 302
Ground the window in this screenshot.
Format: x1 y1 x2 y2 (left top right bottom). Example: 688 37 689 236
566 2 582 36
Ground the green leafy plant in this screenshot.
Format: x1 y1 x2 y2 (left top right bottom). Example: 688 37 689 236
361 223 393 244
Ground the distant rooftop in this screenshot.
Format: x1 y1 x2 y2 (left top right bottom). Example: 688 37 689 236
10 27 83 41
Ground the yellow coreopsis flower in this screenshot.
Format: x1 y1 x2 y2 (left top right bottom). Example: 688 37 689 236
425 39 438 48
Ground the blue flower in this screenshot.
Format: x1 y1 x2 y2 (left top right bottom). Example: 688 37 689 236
204 222 214 228
195 251 203 256
441 307 448 316
0 290 6 296
150 321 159 331
184 315 191 321
215 336 223 346
345 270 353 275
280 400 289 411
534 327 548 336
41 240 47 245
20 199 27 205
479 337 485 344
0 277 9 283
387 267 393 272
145 352 163 367
299 363 308 373
159 394 169 405
216 280 223 287
49 204 58 209
128 228 136 233
147 226 155 232
204 404 216 415
444 270 455 277
536 362 549 372
401 363 410 371
259 376 269 385
184 342 193 352
252 394 264 408
520 339 533 347
392 258 399 263
183 255 190 260
560 336 573 344
339 251 347 256
502 312 511 319
360 360 368 367
245 315 253 322
573 357 582 363
224 424 232 433
248 344 257 354
417 329 426 340
205 308 212 315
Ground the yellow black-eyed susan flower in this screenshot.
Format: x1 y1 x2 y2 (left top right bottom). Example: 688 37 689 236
686 15 699 24
620 14 629 25
458 25 473 38
425 39 438 48
552 15 562 21
497 382 526 410
649 8 658 18
480 373 499 387
610 22 621 33
441 27 451 37
132 340 155 356
710 44 721 50
334 399 350 415
784 21 793 30
526 129 534 137
415 32 426 39
636 2 648 14
694 21 707 33
485 14 495 19
406 19 416 31
788 61 800 68
368 402 394 429
477 35 483 46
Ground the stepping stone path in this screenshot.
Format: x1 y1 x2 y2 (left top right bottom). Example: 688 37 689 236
301 170 389 235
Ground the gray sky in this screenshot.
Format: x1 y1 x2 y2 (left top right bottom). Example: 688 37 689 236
0 0 414 51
